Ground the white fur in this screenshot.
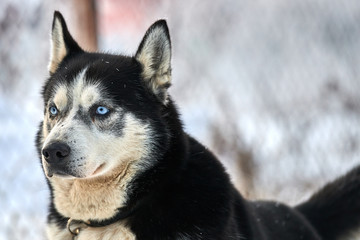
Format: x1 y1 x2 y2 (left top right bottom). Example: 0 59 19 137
53 84 68 111
71 68 103 109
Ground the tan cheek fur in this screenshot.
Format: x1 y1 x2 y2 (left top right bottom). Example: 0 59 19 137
51 160 134 220
98 114 152 170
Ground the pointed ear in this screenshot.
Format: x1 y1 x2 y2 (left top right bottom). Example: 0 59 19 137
48 11 82 74
135 20 172 104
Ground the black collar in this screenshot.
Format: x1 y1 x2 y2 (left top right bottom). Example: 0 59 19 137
66 205 136 238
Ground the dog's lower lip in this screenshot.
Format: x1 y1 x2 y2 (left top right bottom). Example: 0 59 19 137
93 164 105 175
53 171 71 177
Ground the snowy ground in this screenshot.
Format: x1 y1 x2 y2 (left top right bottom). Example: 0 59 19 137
1 0 360 239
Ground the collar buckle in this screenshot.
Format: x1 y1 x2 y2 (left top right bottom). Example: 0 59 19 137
67 218 89 239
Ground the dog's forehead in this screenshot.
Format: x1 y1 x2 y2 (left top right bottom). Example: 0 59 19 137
52 68 105 109
46 53 145 110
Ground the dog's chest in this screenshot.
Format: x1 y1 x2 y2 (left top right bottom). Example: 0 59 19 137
47 222 136 240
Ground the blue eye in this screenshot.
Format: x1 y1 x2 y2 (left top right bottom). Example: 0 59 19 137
49 106 58 116
96 106 109 115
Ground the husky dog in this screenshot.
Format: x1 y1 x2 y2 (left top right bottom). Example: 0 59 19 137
36 11 360 240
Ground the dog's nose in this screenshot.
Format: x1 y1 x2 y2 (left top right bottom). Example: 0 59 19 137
42 142 70 163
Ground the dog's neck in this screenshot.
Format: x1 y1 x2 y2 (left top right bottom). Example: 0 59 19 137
49 160 138 221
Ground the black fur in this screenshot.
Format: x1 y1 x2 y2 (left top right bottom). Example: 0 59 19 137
297 165 360 240
37 11 360 239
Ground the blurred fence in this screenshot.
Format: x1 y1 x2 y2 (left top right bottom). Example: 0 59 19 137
1 0 360 239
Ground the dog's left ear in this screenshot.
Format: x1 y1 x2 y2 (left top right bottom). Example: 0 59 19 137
135 20 172 104
48 11 82 74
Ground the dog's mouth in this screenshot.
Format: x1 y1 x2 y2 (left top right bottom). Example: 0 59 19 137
44 161 79 179
92 163 105 176
46 168 75 178
44 160 106 179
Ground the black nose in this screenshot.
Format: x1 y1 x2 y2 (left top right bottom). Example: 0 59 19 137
42 142 70 163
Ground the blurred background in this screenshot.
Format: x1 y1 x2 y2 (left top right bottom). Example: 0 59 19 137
1 0 360 239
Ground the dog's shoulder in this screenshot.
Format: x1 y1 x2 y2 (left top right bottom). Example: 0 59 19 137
127 135 246 239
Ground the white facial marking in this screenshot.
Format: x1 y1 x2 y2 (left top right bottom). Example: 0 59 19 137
71 68 102 109
53 84 68 111
80 85 101 109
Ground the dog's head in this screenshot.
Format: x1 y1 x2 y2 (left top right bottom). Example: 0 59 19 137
37 12 172 180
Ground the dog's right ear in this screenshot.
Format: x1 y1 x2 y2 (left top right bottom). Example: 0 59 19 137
48 11 82 74
135 20 172 104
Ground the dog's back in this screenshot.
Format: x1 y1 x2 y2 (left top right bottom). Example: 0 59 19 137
297 165 360 240
240 165 360 240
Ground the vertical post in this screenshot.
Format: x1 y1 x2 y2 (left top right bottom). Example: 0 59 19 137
70 0 97 51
